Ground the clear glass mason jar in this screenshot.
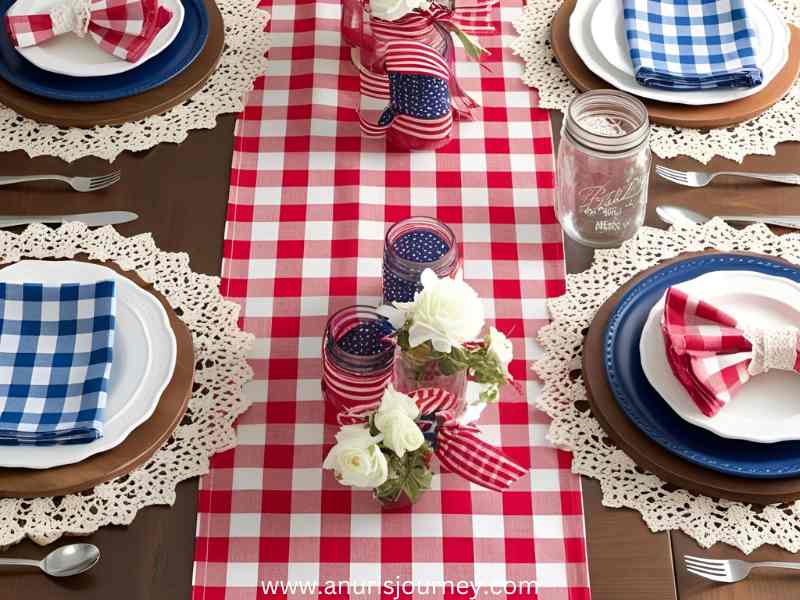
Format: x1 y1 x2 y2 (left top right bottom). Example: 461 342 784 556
321 305 395 411
392 347 467 416
382 217 460 304
555 90 651 248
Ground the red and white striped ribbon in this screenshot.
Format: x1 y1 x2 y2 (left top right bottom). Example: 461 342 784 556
384 39 451 80
337 387 528 491
359 66 391 99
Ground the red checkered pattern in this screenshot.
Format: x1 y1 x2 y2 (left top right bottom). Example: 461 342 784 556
663 287 800 417
6 0 171 62
191 0 589 598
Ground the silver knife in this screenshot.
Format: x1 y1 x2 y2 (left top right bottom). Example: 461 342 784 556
0 211 138 228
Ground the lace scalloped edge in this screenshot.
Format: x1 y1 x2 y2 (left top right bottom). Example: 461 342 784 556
0 0 271 162
0 223 254 547
510 0 800 164
534 218 800 554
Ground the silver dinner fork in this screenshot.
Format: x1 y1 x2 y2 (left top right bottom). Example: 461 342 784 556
0 171 121 192
685 555 800 583
656 165 800 188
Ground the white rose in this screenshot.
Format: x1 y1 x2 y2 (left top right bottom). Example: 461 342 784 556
323 425 388 488
377 412 425 458
373 385 424 457
374 384 419 427
394 268 485 353
487 326 513 379
370 0 430 21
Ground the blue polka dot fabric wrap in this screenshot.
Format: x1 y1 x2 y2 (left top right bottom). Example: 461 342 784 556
0 281 116 445
383 230 451 303
623 0 763 90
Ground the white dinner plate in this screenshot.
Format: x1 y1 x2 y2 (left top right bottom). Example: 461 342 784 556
7 0 185 77
640 270 800 443
0 261 176 468
570 0 790 106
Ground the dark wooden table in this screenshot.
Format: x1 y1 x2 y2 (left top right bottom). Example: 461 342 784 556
0 111 799 599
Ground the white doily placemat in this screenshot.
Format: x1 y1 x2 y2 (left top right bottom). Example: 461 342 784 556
0 0 270 163
512 0 800 164
0 223 253 547
535 219 800 554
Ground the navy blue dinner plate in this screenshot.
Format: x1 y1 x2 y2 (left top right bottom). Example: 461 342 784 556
604 253 800 479
0 0 208 102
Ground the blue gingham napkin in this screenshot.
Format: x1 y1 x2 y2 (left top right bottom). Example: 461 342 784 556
0 281 116 445
623 0 763 90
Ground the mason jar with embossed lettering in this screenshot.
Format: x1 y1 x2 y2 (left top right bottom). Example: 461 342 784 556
555 90 651 248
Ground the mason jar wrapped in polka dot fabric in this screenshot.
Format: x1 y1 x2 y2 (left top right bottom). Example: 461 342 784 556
382 217 460 304
322 305 395 411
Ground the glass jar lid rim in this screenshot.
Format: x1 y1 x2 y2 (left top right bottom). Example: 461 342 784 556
565 90 650 153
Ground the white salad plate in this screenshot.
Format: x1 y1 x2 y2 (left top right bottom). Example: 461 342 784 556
570 0 790 106
0 260 176 468
640 270 800 444
7 0 185 77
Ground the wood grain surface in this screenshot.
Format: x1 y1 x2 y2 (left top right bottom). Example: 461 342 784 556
0 114 235 600
550 0 800 128
0 0 224 128
0 97 797 600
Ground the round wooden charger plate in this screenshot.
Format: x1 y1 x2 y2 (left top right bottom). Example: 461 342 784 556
551 0 800 128
583 251 800 505
0 0 224 128
0 257 194 498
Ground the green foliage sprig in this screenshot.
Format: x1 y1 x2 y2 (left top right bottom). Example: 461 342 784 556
394 321 512 404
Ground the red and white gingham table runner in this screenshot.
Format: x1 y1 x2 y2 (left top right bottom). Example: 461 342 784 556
192 0 589 597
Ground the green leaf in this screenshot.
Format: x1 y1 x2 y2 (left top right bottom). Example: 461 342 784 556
375 445 433 504
450 26 490 62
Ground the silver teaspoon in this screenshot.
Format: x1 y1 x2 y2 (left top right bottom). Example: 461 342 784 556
656 205 800 230
0 543 99 577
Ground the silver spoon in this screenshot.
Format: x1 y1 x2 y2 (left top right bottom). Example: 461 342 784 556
656 205 800 230
0 544 99 577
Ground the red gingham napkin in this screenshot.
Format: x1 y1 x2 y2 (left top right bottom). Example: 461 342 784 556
662 287 800 417
6 0 172 63
191 0 589 598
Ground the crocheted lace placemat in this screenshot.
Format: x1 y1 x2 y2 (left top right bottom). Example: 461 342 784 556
0 224 253 547
535 219 800 554
0 0 270 163
512 0 800 164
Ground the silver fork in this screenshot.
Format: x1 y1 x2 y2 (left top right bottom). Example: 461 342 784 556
0 171 121 192
685 555 800 583
656 165 800 188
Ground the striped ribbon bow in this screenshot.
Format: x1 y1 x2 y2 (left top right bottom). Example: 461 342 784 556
6 0 172 63
338 387 528 492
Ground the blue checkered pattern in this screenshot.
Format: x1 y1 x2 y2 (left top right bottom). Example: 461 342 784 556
623 0 763 90
0 281 116 445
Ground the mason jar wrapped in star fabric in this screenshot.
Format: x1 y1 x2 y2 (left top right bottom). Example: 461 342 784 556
360 38 455 150
342 0 497 150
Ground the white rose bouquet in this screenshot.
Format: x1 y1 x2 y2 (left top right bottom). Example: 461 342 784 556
380 269 515 405
324 385 434 506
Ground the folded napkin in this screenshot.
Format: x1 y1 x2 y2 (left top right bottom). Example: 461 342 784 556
623 0 763 90
661 287 800 417
6 0 173 63
0 281 116 445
